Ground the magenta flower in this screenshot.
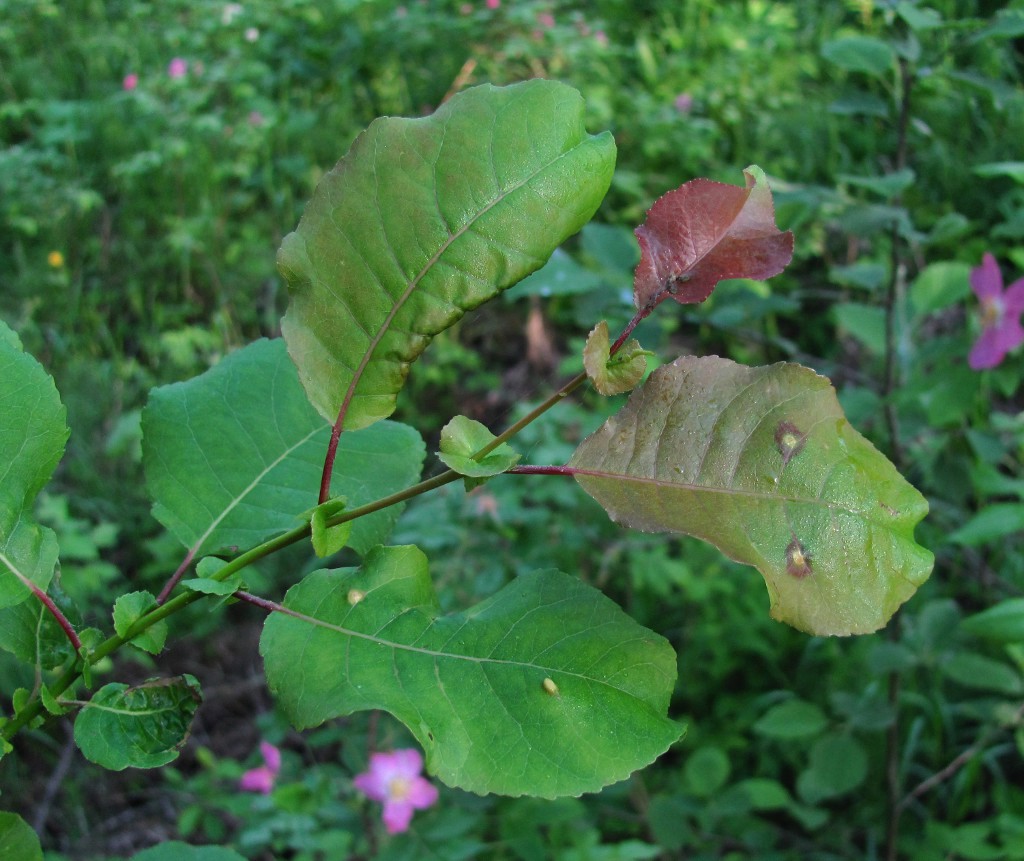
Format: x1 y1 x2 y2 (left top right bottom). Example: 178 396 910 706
123 73 139 91
353 748 438 834
239 741 281 794
968 253 1024 370
167 57 188 79
486 0 500 8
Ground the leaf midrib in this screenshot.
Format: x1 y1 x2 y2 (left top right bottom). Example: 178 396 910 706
334 125 596 427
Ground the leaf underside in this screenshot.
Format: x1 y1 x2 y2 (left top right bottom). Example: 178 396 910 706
142 339 425 561
260 546 683 798
278 79 617 431
568 356 933 635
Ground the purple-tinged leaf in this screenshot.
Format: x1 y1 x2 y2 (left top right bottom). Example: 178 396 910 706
632 166 794 312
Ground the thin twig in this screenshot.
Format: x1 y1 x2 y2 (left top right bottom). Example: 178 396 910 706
14 572 82 652
32 719 76 835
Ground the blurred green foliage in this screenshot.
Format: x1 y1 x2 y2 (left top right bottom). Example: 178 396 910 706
3 0 1024 859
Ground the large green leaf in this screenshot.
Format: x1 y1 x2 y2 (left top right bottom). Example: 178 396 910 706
260 546 682 798
0 319 68 609
278 79 616 431
73 675 202 770
142 339 424 561
0 577 78 669
567 356 933 635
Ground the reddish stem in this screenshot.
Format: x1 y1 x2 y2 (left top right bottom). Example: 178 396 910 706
508 465 578 477
156 548 197 605
26 581 81 652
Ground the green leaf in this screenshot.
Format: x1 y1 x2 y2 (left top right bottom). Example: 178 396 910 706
683 746 730 797
567 356 933 635
833 303 887 354
113 591 167 655
961 599 1024 643
821 36 895 77
797 733 868 803
504 248 604 300
260 546 682 797
972 162 1024 184
311 499 352 557
130 843 246 861
278 80 616 431
0 811 42 861
910 261 971 314
437 415 520 487
0 578 78 669
181 557 242 607
583 321 649 396
839 169 916 198
73 675 202 770
143 339 424 561
753 699 829 739
948 504 1024 546
0 319 69 609
896 2 942 30
941 652 1023 696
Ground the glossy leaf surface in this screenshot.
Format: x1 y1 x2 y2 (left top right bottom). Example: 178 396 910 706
633 166 793 311
261 546 682 797
0 320 68 608
74 675 202 770
568 356 933 635
278 80 616 430
143 339 424 561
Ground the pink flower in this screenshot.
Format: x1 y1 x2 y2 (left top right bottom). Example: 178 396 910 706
123 73 139 91
167 57 188 79
674 92 694 113
239 741 281 794
537 11 555 28
486 0 500 8
353 748 438 834
968 253 1024 370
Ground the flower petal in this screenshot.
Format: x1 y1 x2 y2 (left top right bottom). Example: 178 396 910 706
970 253 1003 302
969 327 1009 370
259 741 281 774
406 776 439 810
1003 278 1024 316
239 766 275 794
353 768 388 802
387 748 424 779
382 800 415 834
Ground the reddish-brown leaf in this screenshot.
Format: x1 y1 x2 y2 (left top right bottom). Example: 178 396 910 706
633 165 794 311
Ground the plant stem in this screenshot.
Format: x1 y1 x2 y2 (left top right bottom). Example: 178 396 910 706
4 317 629 745
884 55 914 861
12 570 82 652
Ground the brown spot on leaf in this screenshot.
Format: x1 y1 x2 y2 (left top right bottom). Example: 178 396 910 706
786 537 813 579
775 421 807 466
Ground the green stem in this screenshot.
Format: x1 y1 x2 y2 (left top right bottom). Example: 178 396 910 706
3 327 609 744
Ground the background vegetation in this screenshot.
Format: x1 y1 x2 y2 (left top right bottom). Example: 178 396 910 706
2 0 1024 858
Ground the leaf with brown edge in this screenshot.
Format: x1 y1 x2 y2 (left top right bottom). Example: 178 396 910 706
632 165 794 312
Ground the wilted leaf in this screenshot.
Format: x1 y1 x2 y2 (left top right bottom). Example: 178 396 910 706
73 675 202 770
0 319 68 608
583 321 648 396
143 339 424 561
632 166 793 312
568 356 933 635
261 546 682 797
278 80 616 431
